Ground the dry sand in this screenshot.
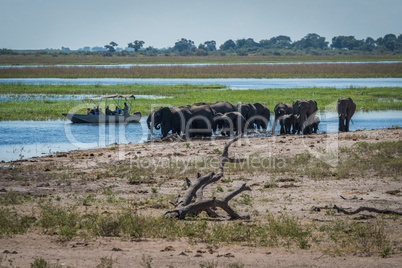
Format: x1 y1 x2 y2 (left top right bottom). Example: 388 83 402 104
0 128 401 267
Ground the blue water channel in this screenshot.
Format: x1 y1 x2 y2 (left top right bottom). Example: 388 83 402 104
0 111 401 162
1 78 402 89
0 94 169 102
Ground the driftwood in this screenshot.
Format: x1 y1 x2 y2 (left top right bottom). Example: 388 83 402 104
333 205 402 216
165 134 250 220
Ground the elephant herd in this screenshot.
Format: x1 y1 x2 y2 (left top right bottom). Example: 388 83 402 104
147 97 356 138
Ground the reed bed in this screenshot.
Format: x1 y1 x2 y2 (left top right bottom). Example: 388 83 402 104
0 84 400 120
1 54 400 66
1 63 402 78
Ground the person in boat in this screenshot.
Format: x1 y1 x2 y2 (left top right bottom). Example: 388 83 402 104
86 108 91 115
123 102 129 116
99 108 104 115
90 107 97 115
113 106 122 115
105 106 112 115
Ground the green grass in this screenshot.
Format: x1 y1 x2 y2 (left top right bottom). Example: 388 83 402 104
0 202 395 255
0 141 400 255
1 62 401 78
1 54 401 66
0 84 401 120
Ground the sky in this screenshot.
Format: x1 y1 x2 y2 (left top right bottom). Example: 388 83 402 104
0 0 401 50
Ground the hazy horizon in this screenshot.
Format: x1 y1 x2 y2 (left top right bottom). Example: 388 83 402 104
1 0 401 50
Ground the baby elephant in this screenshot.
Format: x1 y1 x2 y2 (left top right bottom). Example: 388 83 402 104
311 116 320 133
279 114 293 135
215 112 246 136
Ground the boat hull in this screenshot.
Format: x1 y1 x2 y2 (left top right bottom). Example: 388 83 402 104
62 112 141 123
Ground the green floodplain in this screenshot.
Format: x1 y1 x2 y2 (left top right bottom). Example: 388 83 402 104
0 54 401 120
0 84 401 121
1 54 401 65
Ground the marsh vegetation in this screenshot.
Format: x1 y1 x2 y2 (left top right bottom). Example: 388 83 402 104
0 84 401 120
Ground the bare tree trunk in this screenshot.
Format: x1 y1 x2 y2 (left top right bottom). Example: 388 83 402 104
165 134 250 220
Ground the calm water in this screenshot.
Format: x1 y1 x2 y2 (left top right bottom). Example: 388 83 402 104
0 111 401 162
1 78 402 89
0 94 169 102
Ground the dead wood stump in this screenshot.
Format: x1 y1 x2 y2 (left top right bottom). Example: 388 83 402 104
165 134 251 220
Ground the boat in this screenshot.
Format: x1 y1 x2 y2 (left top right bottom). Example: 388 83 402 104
63 94 142 123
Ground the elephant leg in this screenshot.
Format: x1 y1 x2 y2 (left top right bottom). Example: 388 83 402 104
162 127 169 138
345 118 350 132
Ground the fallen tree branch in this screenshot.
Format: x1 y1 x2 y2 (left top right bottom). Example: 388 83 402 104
333 205 402 216
165 184 251 220
165 134 250 220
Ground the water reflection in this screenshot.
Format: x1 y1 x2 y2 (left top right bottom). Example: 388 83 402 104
1 78 401 89
0 110 401 162
0 94 170 102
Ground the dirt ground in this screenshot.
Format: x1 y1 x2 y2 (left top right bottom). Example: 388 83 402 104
0 128 401 267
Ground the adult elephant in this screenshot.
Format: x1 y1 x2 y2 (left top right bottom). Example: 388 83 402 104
253 103 271 131
214 111 245 136
279 114 293 135
236 103 257 130
337 97 356 132
147 109 160 135
272 102 293 135
195 101 236 132
147 106 192 138
187 104 216 137
292 99 318 135
194 101 236 114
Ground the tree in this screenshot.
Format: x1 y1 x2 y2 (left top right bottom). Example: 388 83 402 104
173 38 196 52
293 33 328 50
219 39 236 50
259 39 273 49
269 35 292 49
104 41 118 52
204 40 217 51
382 34 397 51
363 37 376 51
236 38 258 50
331 36 363 50
128 40 145 52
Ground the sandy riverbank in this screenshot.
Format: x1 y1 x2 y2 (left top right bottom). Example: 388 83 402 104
0 128 401 267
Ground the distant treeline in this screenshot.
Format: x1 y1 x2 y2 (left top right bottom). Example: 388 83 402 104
1 33 401 56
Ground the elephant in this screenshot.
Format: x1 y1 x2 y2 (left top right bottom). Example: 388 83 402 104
194 101 236 114
187 104 216 137
337 97 356 132
279 114 293 135
214 111 246 136
253 103 271 131
236 103 258 131
310 116 320 133
194 101 236 132
147 109 160 135
147 106 192 138
272 102 293 135
292 99 318 135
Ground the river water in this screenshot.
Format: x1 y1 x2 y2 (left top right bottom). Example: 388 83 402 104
0 76 401 162
0 94 170 102
1 78 402 89
1 111 401 162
